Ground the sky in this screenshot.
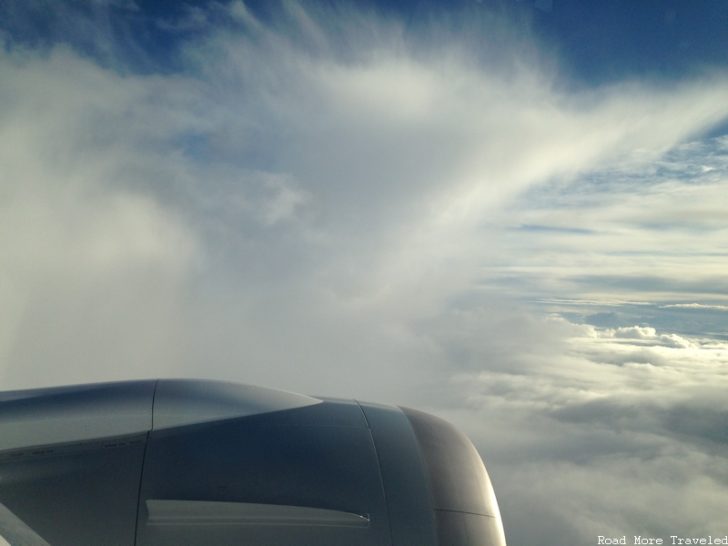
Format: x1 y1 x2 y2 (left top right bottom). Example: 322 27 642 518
1 1 728 544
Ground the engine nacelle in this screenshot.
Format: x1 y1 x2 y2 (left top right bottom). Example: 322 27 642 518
0 379 506 545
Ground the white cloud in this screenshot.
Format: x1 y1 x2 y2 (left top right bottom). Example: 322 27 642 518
488 135 728 312
663 303 728 311
2 4 728 545
0 46 201 387
440 319 728 544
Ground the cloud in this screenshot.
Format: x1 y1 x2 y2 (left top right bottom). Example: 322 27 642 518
488 135 728 314
2 2 728 545
662 303 728 311
442 320 728 544
0 45 203 385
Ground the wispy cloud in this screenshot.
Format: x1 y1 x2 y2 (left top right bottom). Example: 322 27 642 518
487 135 728 333
662 303 728 311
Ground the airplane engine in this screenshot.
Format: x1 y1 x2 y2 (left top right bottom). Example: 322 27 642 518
0 379 506 546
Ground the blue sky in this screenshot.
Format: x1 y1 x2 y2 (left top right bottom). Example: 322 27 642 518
1 1 728 545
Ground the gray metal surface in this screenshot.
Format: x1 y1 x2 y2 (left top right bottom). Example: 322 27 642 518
402 407 507 546
359 402 438 546
136 396 391 546
0 379 507 546
0 504 50 546
145 500 370 527
152 379 321 431
0 435 146 546
0 381 154 453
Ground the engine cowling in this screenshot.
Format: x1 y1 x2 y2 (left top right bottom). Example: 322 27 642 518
0 379 506 546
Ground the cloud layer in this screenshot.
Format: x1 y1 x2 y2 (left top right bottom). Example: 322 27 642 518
1 2 728 544
447 319 728 544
